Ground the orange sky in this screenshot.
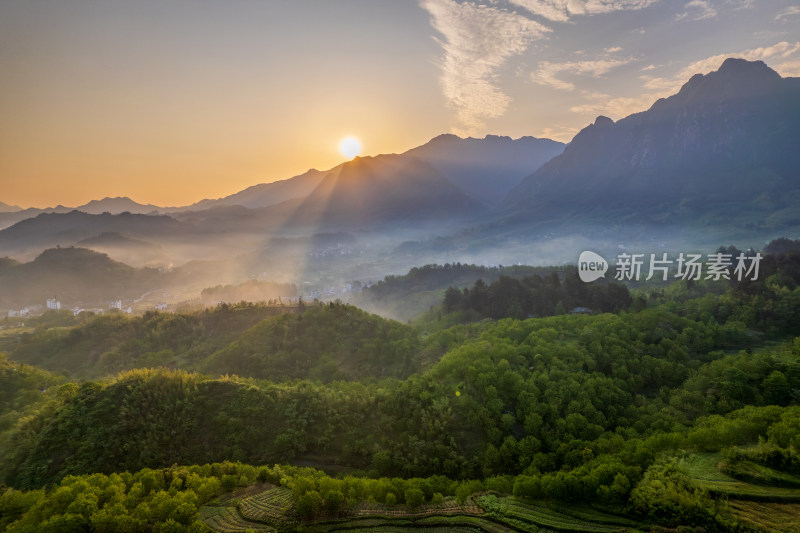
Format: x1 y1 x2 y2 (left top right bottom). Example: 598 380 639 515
2 0 799 208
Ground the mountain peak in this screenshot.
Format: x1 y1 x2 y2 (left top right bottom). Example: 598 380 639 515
593 115 614 127
672 57 782 105
718 57 776 77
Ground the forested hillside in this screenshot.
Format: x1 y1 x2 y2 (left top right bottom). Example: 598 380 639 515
5 303 435 382
0 247 799 531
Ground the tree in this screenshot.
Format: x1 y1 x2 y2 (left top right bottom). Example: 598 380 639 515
405 488 424 510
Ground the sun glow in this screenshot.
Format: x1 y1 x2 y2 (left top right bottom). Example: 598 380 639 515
339 136 362 159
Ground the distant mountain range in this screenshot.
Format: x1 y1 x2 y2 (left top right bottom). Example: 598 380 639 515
1 58 798 266
0 134 562 225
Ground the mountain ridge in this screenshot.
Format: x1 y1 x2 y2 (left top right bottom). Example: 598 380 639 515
503 58 800 223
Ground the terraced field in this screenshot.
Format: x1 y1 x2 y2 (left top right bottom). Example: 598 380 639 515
477 496 643 533
201 487 647 533
348 498 482 518
200 505 275 532
727 500 800 532
239 486 297 527
201 487 297 532
681 453 800 502
308 514 518 533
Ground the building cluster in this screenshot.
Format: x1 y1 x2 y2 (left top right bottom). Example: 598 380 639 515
7 304 42 318
6 297 135 319
302 282 368 301
309 246 364 259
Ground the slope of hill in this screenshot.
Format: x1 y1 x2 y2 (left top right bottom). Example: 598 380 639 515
282 154 486 231
7 302 430 382
505 58 800 227
0 247 163 307
187 168 331 211
350 263 558 321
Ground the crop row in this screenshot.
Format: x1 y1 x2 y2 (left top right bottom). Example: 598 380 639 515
544 503 641 528
500 500 631 533
200 506 276 532
349 497 482 519
307 513 520 533
239 487 296 523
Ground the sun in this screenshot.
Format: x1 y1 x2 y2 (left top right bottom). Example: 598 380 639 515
339 136 362 159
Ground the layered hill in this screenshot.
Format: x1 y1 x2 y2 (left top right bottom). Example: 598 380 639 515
0 211 182 256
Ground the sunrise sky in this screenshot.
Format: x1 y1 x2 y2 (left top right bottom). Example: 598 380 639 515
1 0 799 208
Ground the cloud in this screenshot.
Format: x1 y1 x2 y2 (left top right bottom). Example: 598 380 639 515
421 0 549 134
568 91 658 118
420 0 660 134
776 6 800 21
531 57 632 91
675 0 717 21
537 125 582 142
508 0 659 21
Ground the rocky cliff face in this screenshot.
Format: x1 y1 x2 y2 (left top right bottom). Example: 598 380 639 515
504 58 800 219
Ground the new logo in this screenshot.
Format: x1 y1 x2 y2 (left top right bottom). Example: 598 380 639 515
578 251 608 282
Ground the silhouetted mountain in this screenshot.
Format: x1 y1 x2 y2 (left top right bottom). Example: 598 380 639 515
0 201 21 213
0 211 182 256
404 134 564 205
0 199 164 229
75 197 164 215
0 206 73 230
505 58 800 226
282 154 486 230
182 135 562 212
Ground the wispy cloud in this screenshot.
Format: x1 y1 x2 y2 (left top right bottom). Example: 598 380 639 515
420 0 659 134
776 6 800 21
568 91 656 118
421 0 549 135
537 124 582 142
675 0 717 21
532 58 632 91
508 0 659 22
570 41 800 120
